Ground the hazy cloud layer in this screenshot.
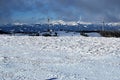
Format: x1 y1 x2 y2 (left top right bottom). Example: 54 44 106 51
0 0 120 23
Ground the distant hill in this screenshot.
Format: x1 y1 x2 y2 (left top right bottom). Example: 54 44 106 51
0 30 9 34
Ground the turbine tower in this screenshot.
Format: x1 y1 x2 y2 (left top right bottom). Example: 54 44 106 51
101 17 105 31
102 20 105 31
48 17 50 24
78 16 82 24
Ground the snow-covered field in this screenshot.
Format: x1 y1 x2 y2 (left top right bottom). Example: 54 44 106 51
0 36 120 80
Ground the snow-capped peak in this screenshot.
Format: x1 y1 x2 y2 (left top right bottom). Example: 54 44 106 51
13 22 27 25
47 20 78 26
50 20 66 25
49 20 93 25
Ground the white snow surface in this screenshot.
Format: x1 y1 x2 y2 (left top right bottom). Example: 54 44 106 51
57 31 81 36
86 32 102 37
0 36 120 80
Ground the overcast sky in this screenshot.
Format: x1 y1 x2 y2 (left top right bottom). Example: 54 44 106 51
0 0 120 24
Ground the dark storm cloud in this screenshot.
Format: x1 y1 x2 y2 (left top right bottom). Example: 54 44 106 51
0 0 120 23
0 0 13 23
0 0 37 23
46 0 120 22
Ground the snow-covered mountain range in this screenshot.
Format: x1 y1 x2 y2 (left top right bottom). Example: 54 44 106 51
0 21 120 34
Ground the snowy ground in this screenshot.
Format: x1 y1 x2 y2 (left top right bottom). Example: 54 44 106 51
0 36 120 80
57 31 81 36
86 32 102 37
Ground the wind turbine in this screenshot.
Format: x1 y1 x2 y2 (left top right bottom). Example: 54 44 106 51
102 17 105 31
77 16 82 32
78 16 82 24
48 17 50 24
